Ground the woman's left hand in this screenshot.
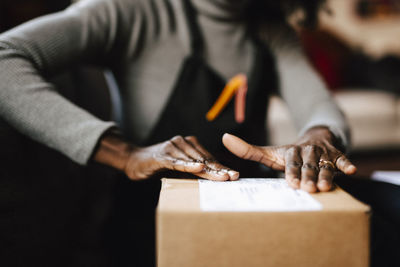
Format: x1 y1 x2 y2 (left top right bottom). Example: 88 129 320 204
222 127 357 193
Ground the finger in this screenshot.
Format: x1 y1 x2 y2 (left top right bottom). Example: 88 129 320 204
223 133 286 170
171 136 205 161
284 146 302 189
160 157 205 174
195 168 232 181
317 167 334 192
222 133 263 161
184 136 215 159
300 145 322 193
202 160 239 180
317 157 335 192
335 155 357 175
164 139 193 161
186 136 239 180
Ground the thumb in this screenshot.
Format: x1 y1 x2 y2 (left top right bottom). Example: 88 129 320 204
222 133 258 159
222 133 285 170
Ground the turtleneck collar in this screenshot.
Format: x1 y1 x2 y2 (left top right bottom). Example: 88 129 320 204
190 0 249 21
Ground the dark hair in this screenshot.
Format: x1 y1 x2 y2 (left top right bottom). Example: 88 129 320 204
245 0 327 28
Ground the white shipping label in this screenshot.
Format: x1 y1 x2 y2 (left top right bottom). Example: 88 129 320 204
198 178 322 212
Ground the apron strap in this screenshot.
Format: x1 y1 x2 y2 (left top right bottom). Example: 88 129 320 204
182 0 204 58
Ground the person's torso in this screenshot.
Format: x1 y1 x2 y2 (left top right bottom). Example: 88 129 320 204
112 0 257 143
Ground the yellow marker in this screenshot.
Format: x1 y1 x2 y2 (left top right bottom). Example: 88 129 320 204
206 74 247 121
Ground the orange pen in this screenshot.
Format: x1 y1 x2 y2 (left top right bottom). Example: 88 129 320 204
206 74 247 123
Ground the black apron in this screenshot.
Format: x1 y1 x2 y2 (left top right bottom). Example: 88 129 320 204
144 2 276 175
109 1 278 266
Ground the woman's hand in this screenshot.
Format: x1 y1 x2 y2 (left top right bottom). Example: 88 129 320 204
222 127 357 193
94 133 239 181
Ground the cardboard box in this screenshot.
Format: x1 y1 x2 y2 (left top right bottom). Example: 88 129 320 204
157 179 370 267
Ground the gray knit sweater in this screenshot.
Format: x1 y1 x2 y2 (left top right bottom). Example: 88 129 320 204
0 0 348 165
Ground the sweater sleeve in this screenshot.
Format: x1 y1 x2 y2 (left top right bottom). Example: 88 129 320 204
0 0 139 164
263 25 350 151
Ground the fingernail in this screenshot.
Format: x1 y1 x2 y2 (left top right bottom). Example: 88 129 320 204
228 171 240 180
306 181 317 190
319 179 328 185
292 178 300 186
318 180 329 189
305 180 318 193
346 165 357 174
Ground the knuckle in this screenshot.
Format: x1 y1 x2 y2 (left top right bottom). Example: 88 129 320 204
319 173 333 181
162 140 174 151
304 144 319 153
287 166 300 174
204 159 217 166
320 164 335 171
302 171 317 180
328 151 340 161
334 155 346 166
171 135 184 143
320 145 329 154
302 163 319 171
287 146 300 154
185 136 197 142
286 161 302 168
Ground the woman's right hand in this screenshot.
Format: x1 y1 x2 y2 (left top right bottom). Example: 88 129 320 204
94 133 239 181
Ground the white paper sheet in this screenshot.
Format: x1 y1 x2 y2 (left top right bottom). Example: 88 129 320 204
371 171 400 186
198 178 322 212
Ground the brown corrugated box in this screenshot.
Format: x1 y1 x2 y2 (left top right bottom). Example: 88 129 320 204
157 179 370 267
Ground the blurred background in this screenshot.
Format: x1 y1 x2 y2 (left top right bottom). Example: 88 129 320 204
269 0 400 176
0 0 399 176
0 0 69 32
